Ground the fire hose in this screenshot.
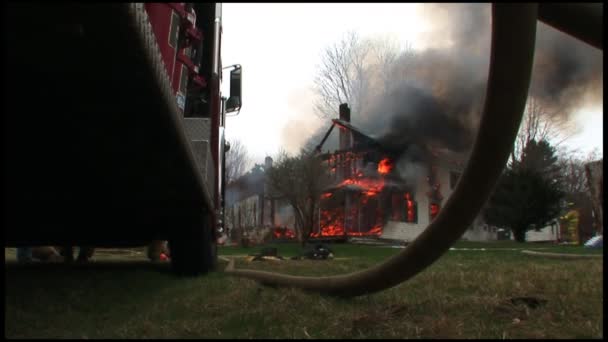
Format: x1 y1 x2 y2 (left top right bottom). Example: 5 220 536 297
225 3 603 297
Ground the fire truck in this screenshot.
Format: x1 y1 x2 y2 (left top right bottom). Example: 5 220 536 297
4 3 241 275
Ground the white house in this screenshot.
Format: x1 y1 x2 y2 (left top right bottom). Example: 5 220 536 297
379 158 492 242
510 221 561 242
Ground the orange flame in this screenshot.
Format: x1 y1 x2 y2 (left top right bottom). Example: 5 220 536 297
377 158 393 174
430 203 440 220
426 164 442 221
310 206 383 238
338 177 385 195
314 152 391 238
273 227 296 239
405 193 415 222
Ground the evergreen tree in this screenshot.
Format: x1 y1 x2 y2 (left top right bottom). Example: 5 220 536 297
485 139 564 242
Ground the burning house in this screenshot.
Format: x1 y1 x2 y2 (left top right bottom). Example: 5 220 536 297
313 103 493 242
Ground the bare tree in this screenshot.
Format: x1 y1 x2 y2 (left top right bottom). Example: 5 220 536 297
555 148 602 241
266 149 331 246
225 139 252 184
557 148 600 196
510 97 575 166
314 31 367 119
368 36 414 96
313 31 414 121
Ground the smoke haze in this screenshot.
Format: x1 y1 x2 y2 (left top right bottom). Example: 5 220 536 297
303 3 602 159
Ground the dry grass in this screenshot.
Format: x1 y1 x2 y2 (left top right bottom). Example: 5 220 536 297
4 243 603 338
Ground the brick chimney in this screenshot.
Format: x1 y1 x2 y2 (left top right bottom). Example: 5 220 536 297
338 103 351 150
338 103 352 180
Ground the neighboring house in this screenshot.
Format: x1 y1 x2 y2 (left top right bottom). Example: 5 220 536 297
512 221 561 242
224 157 295 243
461 219 500 242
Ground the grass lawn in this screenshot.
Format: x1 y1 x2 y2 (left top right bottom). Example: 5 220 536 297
5 241 603 339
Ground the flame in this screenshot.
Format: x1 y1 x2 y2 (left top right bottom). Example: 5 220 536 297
313 153 390 238
377 158 393 174
347 224 382 236
364 190 379 196
430 203 440 220
273 227 296 239
311 208 345 237
310 206 383 238
405 193 415 222
337 177 385 196
426 164 443 221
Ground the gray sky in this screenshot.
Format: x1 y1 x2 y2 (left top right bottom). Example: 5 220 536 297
220 3 603 164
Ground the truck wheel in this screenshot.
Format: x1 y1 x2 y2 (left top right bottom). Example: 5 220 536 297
169 219 217 276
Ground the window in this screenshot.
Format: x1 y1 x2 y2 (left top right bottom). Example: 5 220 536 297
404 193 418 224
429 203 440 221
180 65 188 94
168 11 180 49
390 192 417 223
391 194 402 221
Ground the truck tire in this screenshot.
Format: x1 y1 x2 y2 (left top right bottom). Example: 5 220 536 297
169 218 217 276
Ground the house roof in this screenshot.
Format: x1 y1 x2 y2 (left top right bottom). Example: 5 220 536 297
315 119 468 170
315 119 387 154
225 169 266 206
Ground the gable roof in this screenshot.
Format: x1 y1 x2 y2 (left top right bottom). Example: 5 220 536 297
225 169 266 206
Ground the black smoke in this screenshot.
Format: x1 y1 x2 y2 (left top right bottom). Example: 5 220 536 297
371 81 474 154
531 22 603 116
307 3 602 162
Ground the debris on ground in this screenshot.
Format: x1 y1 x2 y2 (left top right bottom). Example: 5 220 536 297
246 256 284 262
247 247 285 262
242 244 337 262
291 244 334 260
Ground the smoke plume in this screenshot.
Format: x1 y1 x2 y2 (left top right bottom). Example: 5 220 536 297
308 3 602 160
531 22 603 117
